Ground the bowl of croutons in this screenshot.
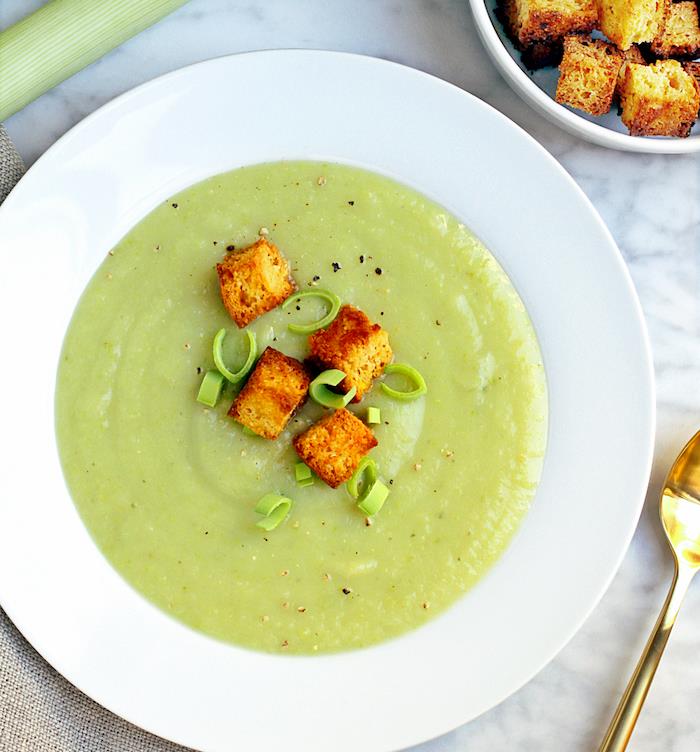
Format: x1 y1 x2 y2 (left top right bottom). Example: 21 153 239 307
470 0 700 152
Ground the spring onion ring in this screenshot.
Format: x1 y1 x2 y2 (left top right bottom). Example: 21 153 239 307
297 477 315 489
357 479 390 516
380 363 427 401
213 328 256 384
295 462 312 482
366 406 381 424
196 370 225 407
254 493 292 531
282 289 341 334
346 457 378 499
309 369 357 408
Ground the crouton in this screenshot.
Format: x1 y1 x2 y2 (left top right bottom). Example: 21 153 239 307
622 43 647 66
619 59 700 136
615 44 646 99
598 0 668 50
651 1 700 58
620 60 700 138
292 409 377 488
216 238 296 328
555 36 624 115
498 0 598 47
683 60 700 87
229 347 310 439
308 305 392 403
521 39 565 69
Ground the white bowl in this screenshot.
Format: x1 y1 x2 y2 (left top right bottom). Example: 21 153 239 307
0 51 654 751
470 0 700 153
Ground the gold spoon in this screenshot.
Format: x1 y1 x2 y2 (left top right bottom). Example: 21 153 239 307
599 429 700 752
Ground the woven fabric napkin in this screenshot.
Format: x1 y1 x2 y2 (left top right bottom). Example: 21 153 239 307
0 128 189 752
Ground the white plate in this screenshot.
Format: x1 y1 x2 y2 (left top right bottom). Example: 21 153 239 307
470 0 700 153
0 51 654 751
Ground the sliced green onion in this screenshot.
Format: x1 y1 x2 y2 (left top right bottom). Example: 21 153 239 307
297 476 315 489
347 457 378 499
254 493 292 531
357 479 390 516
309 369 357 408
196 370 225 407
213 328 256 384
281 289 341 334
366 406 381 424
295 462 312 482
380 363 427 401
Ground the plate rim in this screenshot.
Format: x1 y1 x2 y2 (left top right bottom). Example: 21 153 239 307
0 49 656 751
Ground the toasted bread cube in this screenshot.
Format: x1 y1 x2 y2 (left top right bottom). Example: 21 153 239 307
497 0 563 69
498 0 597 47
683 61 700 88
229 347 310 439
216 238 296 328
622 43 647 65
615 45 647 99
521 39 565 69
555 36 623 115
598 0 668 50
651 1 700 58
292 409 378 488
308 305 392 402
619 60 700 136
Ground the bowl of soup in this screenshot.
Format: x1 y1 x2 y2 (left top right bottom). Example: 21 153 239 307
0 51 654 752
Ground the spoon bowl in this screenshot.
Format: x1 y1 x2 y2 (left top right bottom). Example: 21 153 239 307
661 493 700 569
662 431 700 569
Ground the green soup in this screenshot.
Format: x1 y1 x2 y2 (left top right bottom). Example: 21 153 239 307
56 162 547 654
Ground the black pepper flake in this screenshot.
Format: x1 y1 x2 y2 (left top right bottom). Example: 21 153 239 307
226 244 235 251
213 241 218 245
312 275 320 281
196 366 202 374
296 305 301 311
380 311 384 316
375 267 383 275
171 203 178 208
348 200 355 206
342 587 352 595
359 255 365 263
332 262 342 273
436 320 442 326
204 531 209 535
389 479 394 485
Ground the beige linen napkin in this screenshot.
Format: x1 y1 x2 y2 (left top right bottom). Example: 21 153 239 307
0 127 189 752
0 125 24 203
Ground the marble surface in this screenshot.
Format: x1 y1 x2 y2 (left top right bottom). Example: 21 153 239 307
2 1 699 750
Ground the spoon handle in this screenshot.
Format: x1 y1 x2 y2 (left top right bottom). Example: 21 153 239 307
598 562 694 752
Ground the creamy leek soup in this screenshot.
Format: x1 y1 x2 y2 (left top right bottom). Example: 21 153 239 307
56 162 547 654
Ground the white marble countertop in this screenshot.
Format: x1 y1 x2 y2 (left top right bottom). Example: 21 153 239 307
2 1 699 750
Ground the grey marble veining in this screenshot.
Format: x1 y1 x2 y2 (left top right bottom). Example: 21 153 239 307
2 1 699 750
